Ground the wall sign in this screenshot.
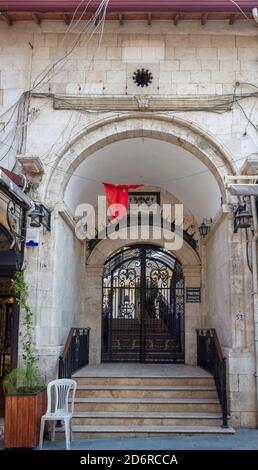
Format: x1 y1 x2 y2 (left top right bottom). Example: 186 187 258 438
186 288 201 303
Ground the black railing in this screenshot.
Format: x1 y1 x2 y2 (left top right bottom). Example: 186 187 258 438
59 328 90 378
196 329 228 428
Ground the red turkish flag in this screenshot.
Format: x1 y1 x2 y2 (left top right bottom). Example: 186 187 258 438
102 182 144 219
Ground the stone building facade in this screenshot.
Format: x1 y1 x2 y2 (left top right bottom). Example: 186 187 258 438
0 3 258 428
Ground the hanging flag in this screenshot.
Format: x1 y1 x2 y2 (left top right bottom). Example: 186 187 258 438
102 182 144 219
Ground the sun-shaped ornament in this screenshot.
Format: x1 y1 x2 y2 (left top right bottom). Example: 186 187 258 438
132 68 153 87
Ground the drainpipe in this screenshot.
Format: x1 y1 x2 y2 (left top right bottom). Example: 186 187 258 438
251 196 258 427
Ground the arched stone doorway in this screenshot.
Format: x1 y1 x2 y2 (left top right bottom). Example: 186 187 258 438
102 244 184 363
34 113 237 370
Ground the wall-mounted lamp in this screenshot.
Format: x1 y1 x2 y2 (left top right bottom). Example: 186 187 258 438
198 218 212 238
233 203 253 233
28 203 51 231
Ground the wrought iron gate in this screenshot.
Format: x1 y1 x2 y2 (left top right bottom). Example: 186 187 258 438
102 245 184 363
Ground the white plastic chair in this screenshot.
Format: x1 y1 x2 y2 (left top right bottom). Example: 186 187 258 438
39 378 77 450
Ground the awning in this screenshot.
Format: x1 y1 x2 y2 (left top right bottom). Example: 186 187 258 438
0 166 25 187
0 250 22 275
0 1 256 13
0 169 32 209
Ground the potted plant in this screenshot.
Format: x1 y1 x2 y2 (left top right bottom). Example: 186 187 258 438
3 267 47 448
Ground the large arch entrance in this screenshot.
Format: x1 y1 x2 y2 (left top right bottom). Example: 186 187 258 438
102 244 184 363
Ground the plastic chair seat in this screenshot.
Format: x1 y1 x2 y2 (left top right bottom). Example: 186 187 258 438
39 378 77 450
43 411 73 418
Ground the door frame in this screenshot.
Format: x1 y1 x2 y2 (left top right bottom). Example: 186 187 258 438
101 244 185 363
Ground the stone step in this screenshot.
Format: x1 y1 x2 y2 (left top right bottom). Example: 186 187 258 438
72 411 223 426
73 397 221 413
56 424 235 439
75 376 215 387
76 384 217 399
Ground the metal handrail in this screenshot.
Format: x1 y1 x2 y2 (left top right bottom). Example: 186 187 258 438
196 328 228 428
58 328 90 379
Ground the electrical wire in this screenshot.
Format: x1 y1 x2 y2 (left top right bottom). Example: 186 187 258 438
38 150 258 187
0 0 110 164
228 0 250 20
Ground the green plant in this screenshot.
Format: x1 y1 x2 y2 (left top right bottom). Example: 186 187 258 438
3 267 45 394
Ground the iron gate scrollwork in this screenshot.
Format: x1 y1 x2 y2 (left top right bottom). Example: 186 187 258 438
102 245 184 363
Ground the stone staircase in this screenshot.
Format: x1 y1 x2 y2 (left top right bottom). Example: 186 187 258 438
57 365 235 438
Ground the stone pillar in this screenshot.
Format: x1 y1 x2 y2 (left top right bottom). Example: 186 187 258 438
183 265 201 365
82 265 103 365
227 227 256 427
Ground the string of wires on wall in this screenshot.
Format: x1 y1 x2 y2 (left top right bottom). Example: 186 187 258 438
0 0 258 186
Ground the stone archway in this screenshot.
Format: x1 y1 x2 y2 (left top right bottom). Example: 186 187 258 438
44 113 236 207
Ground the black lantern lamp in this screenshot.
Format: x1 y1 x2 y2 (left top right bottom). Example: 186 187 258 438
198 218 212 238
233 203 252 233
28 203 51 231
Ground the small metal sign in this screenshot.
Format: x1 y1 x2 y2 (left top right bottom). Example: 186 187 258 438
186 288 201 303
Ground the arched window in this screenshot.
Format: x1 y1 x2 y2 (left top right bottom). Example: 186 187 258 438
0 225 12 251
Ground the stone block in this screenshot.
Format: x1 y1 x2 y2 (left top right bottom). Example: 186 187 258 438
110 60 127 71
191 71 211 83
1 70 27 89
68 70 86 82
107 47 122 60
218 48 237 60
165 35 191 48
104 81 126 94
188 34 212 47
239 374 256 392
45 33 58 48
201 59 220 71
107 70 126 84
101 34 118 47
164 46 175 60
240 412 256 427
229 374 239 392
33 34 46 47
122 47 142 62
76 59 94 71
177 84 198 95
230 412 240 428
220 60 241 72
211 35 236 48
160 60 180 71
240 60 258 71
158 82 177 95
236 36 258 48
196 48 218 59
180 60 201 71
197 84 216 94
238 48 258 61
33 46 50 59
86 70 106 83
92 46 107 60
212 71 236 84
142 46 165 63
175 48 196 60
171 71 190 83
231 391 256 412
